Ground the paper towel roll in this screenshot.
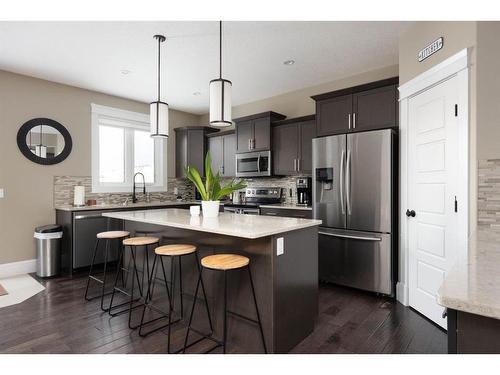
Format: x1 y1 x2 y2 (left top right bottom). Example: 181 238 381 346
74 185 85 206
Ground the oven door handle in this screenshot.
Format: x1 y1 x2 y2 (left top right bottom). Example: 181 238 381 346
318 231 382 242
257 154 261 173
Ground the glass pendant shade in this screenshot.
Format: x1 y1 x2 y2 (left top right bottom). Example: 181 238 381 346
209 78 232 127
150 101 169 138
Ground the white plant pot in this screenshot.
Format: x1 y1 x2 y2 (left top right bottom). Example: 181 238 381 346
201 200 220 218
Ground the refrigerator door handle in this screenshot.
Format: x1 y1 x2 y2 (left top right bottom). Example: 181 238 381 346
340 150 345 214
318 231 382 242
346 149 352 215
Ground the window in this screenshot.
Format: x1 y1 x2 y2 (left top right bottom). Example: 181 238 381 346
91 104 167 193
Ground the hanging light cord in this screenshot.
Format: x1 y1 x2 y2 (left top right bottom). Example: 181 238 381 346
219 20 222 79
157 36 161 101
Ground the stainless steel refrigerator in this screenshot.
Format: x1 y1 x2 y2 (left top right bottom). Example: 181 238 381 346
312 129 396 296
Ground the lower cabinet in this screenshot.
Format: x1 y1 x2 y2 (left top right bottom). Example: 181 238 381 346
447 309 500 353
260 207 312 219
56 204 194 275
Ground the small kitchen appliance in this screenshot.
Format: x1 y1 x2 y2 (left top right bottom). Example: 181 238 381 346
296 177 312 206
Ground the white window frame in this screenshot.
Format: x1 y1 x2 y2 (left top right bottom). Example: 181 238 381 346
91 103 167 193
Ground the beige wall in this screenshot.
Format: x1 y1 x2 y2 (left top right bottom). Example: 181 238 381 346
476 22 500 160
399 21 477 84
199 65 399 125
0 70 199 265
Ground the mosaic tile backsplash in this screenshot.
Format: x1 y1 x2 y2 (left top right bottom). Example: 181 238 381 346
478 159 500 230
53 175 309 207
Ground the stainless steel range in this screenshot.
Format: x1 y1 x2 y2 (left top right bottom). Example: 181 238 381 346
224 187 282 215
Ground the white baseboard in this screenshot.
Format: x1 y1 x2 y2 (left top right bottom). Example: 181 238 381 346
0 259 37 278
396 281 409 306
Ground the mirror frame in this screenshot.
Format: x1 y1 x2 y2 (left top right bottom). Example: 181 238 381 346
17 118 73 165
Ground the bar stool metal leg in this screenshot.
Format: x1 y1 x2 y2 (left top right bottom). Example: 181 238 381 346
247 265 267 354
84 238 100 301
223 270 228 354
99 239 110 311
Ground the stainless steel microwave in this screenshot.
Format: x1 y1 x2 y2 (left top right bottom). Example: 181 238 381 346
235 151 272 177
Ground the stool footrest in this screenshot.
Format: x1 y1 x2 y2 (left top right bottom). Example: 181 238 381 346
139 316 182 337
84 290 114 302
108 299 143 317
182 327 222 354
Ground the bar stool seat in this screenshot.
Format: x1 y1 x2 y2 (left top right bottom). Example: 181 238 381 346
201 254 249 271
155 244 196 256
97 230 130 239
123 236 160 246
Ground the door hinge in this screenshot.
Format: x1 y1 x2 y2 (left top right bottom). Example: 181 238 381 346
454 196 458 213
454 104 458 117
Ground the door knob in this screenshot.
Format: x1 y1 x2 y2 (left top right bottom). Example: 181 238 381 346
406 209 416 217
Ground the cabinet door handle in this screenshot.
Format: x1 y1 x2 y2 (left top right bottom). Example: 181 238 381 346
353 113 356 129
252 138 255 149
298 159 301 171
348 113 351 130
265 212 278 216
248 139 251 150
293 159 297 172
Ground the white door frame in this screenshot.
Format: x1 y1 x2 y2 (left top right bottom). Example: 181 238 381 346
397 48 470 305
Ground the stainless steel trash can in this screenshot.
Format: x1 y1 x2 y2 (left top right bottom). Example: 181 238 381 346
34 224 63 277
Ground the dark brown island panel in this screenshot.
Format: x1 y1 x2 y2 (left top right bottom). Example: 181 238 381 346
447 309 500 354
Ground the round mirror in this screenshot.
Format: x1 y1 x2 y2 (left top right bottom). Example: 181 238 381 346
17 118 72 165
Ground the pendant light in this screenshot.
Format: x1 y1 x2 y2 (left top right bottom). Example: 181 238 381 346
209 21 232 127
150 34 169 138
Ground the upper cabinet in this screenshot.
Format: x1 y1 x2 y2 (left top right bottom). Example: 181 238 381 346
207 130 236 177
273 115 316 175
174 126 219 178
234 111 286 153
312 77 398 137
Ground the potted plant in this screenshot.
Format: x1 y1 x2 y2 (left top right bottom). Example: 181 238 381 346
185 152 247 218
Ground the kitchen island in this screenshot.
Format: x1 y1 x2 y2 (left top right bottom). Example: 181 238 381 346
102 208 322 353
438 230 500 353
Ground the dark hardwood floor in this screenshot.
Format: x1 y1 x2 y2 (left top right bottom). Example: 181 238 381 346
0 273 446 354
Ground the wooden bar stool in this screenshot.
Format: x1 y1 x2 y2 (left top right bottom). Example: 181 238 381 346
84 230 130 311
183 254 267 354
138 244 213 354
108 236 159 329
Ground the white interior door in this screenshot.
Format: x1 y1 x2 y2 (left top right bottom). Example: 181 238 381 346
408 75 460 329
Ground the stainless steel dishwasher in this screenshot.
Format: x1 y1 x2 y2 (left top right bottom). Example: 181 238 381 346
73 211 123 269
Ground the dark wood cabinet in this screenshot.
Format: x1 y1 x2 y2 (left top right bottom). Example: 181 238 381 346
272 115 315 175
174 126 219 178
353 84 397 132
447 308 500 353
316 94 352 136
260 207 312 219
234 111 286 153
207 130 236 177
312 77 398 137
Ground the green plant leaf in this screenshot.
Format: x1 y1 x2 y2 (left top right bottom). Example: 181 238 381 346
185 151 247 201
184 165 207 200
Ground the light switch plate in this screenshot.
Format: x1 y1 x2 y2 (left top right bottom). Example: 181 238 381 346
0 188 4 198
276 237 284 256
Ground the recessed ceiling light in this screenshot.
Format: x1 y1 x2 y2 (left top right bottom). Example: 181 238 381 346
121 69 131 75
193 91 201 96
283 59 295 66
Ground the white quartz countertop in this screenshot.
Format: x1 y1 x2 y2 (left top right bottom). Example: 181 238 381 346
102 208 322 239
55 201 198 212
437 230 500 320
259 203 312 211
